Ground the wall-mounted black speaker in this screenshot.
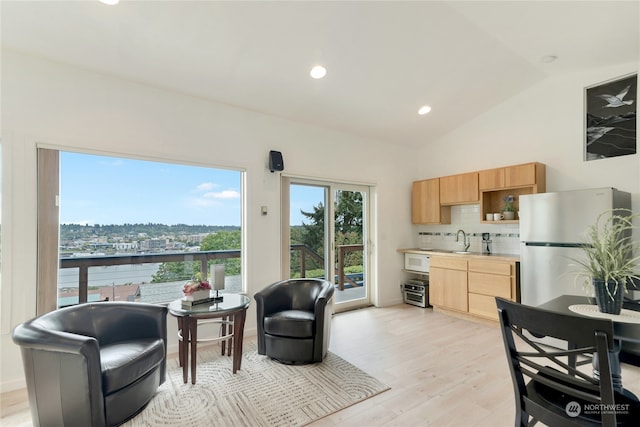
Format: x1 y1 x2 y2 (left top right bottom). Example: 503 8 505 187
269 150 284 172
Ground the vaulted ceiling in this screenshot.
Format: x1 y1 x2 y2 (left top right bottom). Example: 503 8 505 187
2 1 638 146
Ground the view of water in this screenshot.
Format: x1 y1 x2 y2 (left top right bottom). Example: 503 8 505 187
58 263 161 288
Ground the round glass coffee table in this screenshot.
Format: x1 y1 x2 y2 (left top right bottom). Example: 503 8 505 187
168 293 250 384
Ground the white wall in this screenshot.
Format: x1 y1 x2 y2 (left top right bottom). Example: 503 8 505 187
0 50 417 391
418 61 640 201
413 62 640 250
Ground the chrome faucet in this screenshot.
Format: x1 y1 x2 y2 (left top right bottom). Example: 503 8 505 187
455 229 470 252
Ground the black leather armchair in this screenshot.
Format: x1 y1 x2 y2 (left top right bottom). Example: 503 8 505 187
254 278 334 364
12 302 168 427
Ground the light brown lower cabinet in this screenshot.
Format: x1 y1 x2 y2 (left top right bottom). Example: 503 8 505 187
429 256 518 321
467 259 517 320
429 257 468 312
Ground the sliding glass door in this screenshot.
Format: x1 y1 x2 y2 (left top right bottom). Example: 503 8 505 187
285 177 370 311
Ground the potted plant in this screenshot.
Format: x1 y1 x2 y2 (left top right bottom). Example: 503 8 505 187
572 209 640 314
503 195 516 220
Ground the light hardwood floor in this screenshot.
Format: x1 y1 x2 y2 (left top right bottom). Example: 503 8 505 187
2 303 639 426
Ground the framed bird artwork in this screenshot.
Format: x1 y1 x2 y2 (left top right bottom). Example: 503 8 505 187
584 73 637 161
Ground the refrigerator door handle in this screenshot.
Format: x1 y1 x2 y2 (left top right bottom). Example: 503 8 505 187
523 242 586 248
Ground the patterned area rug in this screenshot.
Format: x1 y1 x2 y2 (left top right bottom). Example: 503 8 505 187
124 342 389 426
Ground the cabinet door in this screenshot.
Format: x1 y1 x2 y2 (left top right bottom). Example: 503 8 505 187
468 272 512 299
505 163 536 187
468 259 512 276
439 172 479 205
429 267 468 312
431 256 468 271
412 179 450 224
478 168 505 190
468 294 500 320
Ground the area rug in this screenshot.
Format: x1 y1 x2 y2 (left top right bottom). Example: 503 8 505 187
124 342 389 427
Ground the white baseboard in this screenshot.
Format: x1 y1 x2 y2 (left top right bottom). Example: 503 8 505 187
1 377 26 394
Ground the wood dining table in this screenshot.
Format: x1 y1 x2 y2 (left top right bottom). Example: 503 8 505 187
537 294 640 393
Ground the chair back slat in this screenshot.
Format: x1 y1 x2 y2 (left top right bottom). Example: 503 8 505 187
495 297 631 427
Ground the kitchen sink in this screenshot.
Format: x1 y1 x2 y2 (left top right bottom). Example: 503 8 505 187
419 248 477 255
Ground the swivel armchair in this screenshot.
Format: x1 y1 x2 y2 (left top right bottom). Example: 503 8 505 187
12 302 168 427
254 278 334 364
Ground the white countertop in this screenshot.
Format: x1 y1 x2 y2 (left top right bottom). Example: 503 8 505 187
398 248 519 262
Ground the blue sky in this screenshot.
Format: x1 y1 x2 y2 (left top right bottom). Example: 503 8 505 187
60 152 320 226
60 152 242 226
290 184 324 226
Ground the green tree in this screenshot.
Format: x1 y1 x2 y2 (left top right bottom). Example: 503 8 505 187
299 202 325 255
299 191 363 252
335 190 363 234
201 230 240 251
151 229 241 283
151 260 198 283
201 230 241 276
294 191 364 278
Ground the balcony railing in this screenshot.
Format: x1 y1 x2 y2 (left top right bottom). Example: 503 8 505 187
60 250 239 304
59 244 364 305
288 244 364 289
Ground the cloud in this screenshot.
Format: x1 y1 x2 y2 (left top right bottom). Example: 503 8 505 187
204 190 240 200
195 182 218 192
189 189 240 207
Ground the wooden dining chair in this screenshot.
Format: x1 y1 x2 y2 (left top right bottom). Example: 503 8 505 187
495 297 640 426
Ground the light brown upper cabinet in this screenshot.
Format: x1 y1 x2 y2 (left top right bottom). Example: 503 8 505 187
412 162 545 224
439 172 479 205
479 162 546 223
412 178 451 224
478 168 505 190
479 162 545 191
505 163 540 187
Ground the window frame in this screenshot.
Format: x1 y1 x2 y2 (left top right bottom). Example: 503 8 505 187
37 147 246 313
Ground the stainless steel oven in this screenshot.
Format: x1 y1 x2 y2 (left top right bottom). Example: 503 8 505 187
401 279 429 308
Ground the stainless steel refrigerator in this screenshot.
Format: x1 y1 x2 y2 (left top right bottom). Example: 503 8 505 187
519 187 632 307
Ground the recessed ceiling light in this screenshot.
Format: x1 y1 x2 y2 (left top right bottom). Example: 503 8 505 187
310 65 327 79
99 0 120 5
541 55 557 63
418 105 432 115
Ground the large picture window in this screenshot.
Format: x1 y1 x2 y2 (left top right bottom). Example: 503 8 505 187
37 148 243 313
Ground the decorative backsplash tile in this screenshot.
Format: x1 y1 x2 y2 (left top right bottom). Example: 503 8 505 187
416 204 521 255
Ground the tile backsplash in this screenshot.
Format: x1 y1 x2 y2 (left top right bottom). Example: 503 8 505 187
415 204 521 255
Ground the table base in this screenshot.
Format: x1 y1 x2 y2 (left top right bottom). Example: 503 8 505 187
177 309 247 384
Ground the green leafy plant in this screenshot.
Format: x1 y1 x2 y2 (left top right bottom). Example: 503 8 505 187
503 195 515 212
571 209 640 301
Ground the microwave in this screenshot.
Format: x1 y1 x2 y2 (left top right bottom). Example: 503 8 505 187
404 253 430 273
